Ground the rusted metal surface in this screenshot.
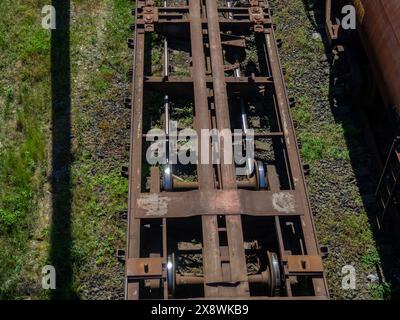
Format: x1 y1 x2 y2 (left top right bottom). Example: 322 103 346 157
126 257 164 280
325 0 400 114
354 0 400 115
283 255 324 275
325 0 339 43
135 189 299 218
125 1 145 299
125 0 328 299
327 0 400 114
205 0 249 297
355 0 400 229
189 0 223 298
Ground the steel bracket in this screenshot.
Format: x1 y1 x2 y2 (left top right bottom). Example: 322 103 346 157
224 63 241 72
221 38 246 49
248 6 265 33
126 257 165 280
283 255 324 276
143 6 159 32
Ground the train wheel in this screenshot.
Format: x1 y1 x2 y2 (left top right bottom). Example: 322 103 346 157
167 253 176 298
266 251 281 296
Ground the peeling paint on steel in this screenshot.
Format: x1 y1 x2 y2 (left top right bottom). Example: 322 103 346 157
137 194 172 216
272 192 295 213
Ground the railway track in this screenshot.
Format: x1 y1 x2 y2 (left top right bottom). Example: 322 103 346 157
123 0 329 300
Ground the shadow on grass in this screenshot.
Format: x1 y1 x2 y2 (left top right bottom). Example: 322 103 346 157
301 0 399 299
49 0 78 300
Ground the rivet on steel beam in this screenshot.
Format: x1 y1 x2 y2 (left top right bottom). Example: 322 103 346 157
119 211 128 221
116 249 126 262
289 97 297 108
297 139 302 149
128 38 134 49
121 166 129 178
124 97 132 109
127 69 133 79
303 164 310 176
320 246 329 259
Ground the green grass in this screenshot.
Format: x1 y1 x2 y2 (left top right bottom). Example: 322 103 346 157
299 123 350 163
292 95 312 124
361 249 380 269
0 0 132 299
0 0 51 299
368 282 392 300
274 3 350 165
171 51 191 77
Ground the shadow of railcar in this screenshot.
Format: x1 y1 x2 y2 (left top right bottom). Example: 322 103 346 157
49 0 78 300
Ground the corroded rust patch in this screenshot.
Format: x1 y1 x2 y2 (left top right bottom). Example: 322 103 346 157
272 192 295 213
137 193 172 216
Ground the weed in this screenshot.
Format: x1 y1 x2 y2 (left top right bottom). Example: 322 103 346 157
361 250 380 269
368 282 392 300
0 0 50 299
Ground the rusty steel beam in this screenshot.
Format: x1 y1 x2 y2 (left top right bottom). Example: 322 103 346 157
135 189 300 218
263 18 329 296
144 76 273 83
189 0 223 298
205 0 249 297
143 76 273 96
125 1 146 301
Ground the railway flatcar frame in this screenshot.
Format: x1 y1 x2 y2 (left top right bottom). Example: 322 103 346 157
124 0 329 300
